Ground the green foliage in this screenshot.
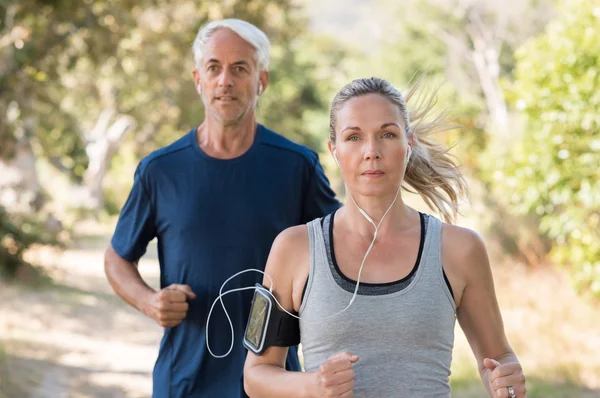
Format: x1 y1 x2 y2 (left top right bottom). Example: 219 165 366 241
1 0 345 269
0 205 59 279
1 0 341 198
495 0 600 297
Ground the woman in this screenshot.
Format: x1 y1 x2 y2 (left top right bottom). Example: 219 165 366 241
243 77 526 398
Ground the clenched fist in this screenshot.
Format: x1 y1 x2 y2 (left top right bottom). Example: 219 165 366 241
311 351 359 398
484 358 527 398
144 284 196 328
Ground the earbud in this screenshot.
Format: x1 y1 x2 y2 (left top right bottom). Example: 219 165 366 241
407 145 412 161
196 84 202 95
333 149 340 167
258 84 263 95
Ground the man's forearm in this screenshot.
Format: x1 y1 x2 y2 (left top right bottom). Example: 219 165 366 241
104 246 155 316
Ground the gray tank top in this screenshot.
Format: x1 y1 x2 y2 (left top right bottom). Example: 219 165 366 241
299 213 456 397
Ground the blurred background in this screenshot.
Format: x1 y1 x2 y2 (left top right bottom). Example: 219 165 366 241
0 0 599 397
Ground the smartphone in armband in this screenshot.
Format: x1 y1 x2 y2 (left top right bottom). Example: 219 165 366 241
243 284 300 355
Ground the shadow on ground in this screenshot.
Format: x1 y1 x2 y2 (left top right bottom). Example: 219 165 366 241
0 343 151 398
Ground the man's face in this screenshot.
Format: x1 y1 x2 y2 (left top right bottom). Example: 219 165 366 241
194 28 266 126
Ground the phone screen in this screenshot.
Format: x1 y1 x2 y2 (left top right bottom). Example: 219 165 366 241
245 290 270 350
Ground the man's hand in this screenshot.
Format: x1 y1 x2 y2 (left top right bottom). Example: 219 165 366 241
311 351 359 397
144 284 196 328
484 358 527 398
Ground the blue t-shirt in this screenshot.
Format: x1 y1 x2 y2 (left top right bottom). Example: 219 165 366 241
111 124 340 397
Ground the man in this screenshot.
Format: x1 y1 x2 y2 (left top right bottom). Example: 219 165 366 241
104 19 339 397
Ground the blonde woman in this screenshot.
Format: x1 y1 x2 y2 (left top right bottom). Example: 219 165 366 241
243 77 526 398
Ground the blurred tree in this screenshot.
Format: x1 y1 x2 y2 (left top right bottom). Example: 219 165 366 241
1 0 339 211
363 0 558 265
493 0 600 298
368 0 554 141
1 0 338 276
0 204 60 279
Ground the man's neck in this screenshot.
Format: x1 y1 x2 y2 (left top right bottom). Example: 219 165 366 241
196 116 257 159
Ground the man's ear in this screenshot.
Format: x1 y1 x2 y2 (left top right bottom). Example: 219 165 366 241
192 69 201 86
258 71 269 95
193 69 202 94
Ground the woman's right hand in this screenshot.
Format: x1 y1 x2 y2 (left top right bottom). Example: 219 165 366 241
312 352 359 397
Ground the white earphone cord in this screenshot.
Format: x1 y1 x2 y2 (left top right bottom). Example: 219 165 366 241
205 184 402 358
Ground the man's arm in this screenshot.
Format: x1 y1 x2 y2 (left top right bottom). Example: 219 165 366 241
104 245 155 316
104 245 195 328
301 155 341 223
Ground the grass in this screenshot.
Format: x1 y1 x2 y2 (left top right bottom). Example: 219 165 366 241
450 355 600 397
447 262 600 398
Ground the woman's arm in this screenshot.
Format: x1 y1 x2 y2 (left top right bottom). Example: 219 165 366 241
244 225 358 398
244 225 316 398
443 225 527 398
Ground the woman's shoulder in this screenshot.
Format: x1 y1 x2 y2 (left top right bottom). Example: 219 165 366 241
274 213 330 250
440 221 489 271
266 225 310 273
263 224 311 298
274 224 310 251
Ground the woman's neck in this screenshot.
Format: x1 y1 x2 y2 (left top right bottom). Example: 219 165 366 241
338 192 414 239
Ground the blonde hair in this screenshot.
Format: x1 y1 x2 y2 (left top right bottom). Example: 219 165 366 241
329 77 467 223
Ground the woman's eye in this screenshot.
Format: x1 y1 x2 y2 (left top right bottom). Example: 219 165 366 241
348 136 360 141
383 132 397 138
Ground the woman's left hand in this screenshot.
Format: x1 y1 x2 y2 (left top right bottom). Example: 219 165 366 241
483 358 527 398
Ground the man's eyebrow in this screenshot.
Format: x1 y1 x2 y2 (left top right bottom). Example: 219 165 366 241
205 59 251 67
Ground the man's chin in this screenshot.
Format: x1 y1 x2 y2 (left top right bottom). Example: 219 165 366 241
214 112 246 126
207 104 252 124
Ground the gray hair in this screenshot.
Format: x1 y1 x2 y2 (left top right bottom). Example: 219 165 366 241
329 77 468 224
192 19 270 72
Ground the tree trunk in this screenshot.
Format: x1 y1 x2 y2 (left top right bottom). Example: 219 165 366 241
466 13 509 135
0 138 42 212
83 109 136 210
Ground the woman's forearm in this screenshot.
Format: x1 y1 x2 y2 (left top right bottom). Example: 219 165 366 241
244 363 316 398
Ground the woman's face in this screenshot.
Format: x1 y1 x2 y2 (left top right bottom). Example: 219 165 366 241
329 93 412 198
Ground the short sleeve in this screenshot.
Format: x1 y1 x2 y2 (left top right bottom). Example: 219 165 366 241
111 164 156 262
301 156 341 223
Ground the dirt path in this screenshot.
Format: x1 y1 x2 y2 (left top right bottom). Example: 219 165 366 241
0 239 162 398
1 236 599 398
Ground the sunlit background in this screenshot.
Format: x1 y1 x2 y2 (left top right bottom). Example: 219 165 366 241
1 0 599 397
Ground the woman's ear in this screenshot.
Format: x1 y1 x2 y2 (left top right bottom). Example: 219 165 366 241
328 141 340 167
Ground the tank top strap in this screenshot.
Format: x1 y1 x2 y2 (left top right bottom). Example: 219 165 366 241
299 216 330 314
419 215 455 311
